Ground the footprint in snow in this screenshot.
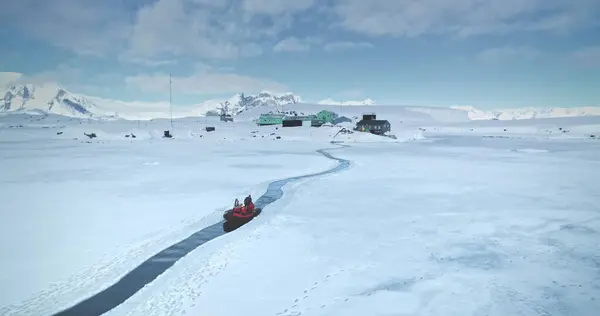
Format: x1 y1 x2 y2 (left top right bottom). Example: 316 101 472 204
276 266 363 315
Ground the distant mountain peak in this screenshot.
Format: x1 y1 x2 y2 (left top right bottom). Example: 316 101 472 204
210 91 302 116
3 84 34 110
2 83 98 118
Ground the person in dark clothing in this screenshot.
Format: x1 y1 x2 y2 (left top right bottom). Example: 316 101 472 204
243 195 255 212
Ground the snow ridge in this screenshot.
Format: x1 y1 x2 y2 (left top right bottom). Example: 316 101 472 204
452 105 600 120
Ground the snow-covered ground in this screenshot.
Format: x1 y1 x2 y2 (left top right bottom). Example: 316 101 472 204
451 105 600 120
420 116 600 140
1 108 599 316
0 136 340 314
114 136 600 316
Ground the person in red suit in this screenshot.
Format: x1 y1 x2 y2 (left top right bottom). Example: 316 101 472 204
232 196 255 218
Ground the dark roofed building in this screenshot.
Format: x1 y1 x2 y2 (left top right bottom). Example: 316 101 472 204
355 119 390 135
282 119 303 127
362 113 376 120
220 114 233 122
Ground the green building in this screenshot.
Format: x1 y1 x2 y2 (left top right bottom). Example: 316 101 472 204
311 119 324 127
293 115 316 121
258 113 285 125
316 110 337 123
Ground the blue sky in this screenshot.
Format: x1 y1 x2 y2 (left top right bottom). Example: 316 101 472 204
1 0 599 109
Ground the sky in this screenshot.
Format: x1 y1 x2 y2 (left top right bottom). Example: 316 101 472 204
1 0 599 109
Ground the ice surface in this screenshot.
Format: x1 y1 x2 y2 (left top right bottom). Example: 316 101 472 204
420 115 600 140
1 109 599 316
102 136 600 316
0 124 339 315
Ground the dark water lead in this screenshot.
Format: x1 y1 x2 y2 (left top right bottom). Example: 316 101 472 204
52 144 351 316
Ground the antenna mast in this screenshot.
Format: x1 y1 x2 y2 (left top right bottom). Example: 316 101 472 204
169 74 173 128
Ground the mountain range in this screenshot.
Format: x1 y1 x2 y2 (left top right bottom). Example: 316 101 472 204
451 105 600 120
2 83 599 121
208 92 302 116
1 83 305 120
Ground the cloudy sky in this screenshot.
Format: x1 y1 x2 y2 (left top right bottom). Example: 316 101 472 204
1 0 599 108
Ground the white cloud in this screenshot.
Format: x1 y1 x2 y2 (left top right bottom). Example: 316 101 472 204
127 0 250 59
0 0 130 56
4 63 286 101
82 95 192 120
125 70 287 95
0 72 24 88
125 0 315 60
11 64 83 85
328 0 600 38
571 46 600 68
1 0 305 60
336 88 364 98
118 55 177 67
273 37 317 52
316 88 369 103
324 41 373 51
242 0 315 15
4 0 599 63
189 0 230 8
476 46 541 63
7 65 124 95
3 67 128 99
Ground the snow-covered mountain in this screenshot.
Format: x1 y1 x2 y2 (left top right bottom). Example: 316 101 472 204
81 91 302 120
318 98 375 106
1 83 302 120
3 84 99 118
209 91 302 116
5 81 598 122
452 105 600 120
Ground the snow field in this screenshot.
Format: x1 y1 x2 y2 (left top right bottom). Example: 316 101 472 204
121 139 600 316
0 113 425 144
421 116 600 140
0 139 335 316
1 109 599 316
